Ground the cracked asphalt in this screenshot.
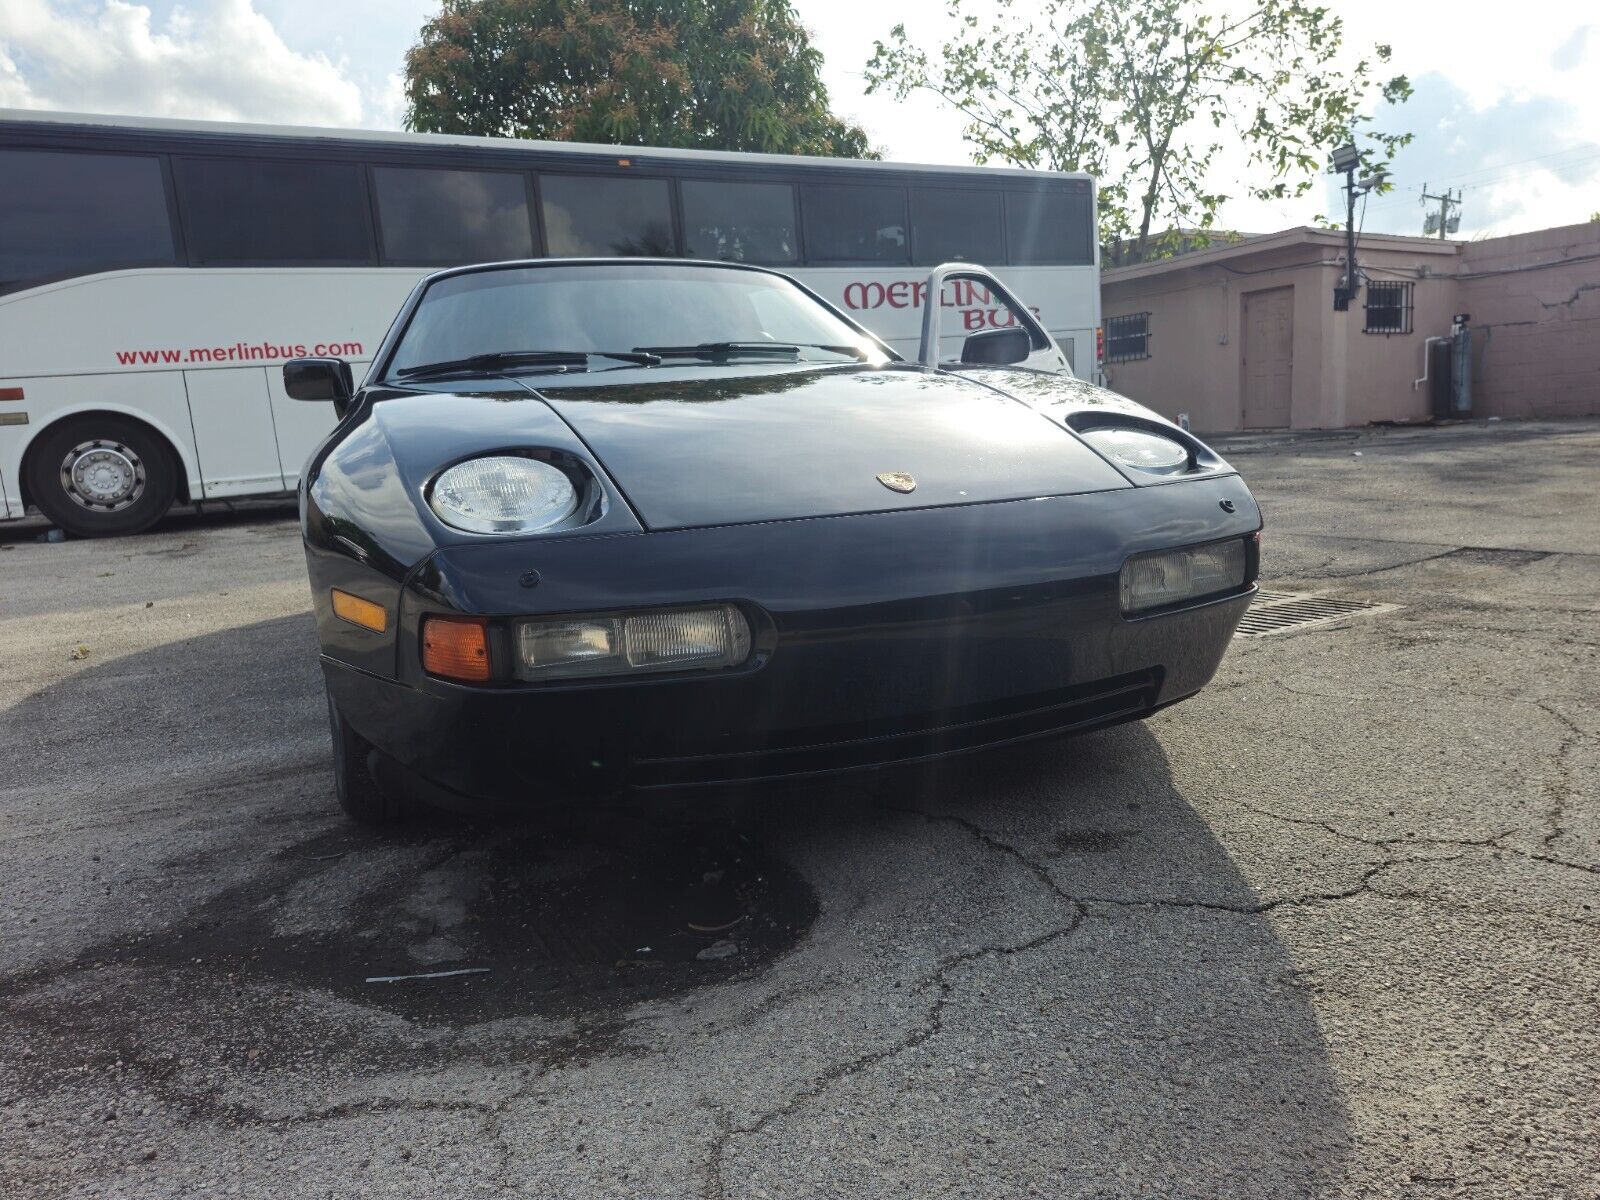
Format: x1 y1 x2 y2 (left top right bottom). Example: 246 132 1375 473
2 419 1597 1199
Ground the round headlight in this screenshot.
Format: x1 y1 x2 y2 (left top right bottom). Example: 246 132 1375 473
429 456 579 534
1080 427 1191 475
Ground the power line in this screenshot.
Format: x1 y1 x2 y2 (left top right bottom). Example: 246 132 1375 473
1414 141 1600 188
1361 146 1600 213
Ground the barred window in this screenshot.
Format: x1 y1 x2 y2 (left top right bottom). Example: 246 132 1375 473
1364 281 1414 334
1105 312 1151 362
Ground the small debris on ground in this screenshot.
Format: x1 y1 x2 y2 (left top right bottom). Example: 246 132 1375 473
696 939 739 962
69 645 90 661
365 967 491 984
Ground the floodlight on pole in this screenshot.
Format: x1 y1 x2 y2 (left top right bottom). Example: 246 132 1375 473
1330 143 1361 311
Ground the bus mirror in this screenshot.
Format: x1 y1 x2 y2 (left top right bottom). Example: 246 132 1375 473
284 358 353 407
960 327 1032 365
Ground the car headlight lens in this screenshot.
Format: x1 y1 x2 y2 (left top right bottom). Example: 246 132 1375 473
429 456 579 534
516 604 752 681
1120 539 1247 614
1081 427 1191 475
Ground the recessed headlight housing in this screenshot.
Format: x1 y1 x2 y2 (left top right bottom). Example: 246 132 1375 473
1080 426 1192 475
429 455 580 535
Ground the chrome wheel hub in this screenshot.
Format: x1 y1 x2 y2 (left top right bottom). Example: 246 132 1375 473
61 440 145 511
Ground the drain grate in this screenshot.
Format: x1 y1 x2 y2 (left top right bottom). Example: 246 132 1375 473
1234 589 1396 638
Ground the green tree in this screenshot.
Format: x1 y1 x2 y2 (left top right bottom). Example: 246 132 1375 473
866 0 1411 261
405 0 874 157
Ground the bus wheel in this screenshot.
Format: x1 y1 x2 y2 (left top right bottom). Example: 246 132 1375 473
26 416 177 537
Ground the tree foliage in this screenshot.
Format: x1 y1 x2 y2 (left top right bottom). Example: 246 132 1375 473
405 0 873 157
866 0 1411 261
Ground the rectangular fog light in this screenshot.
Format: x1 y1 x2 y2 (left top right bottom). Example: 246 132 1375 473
1120 539 1247 615
516 604 751 681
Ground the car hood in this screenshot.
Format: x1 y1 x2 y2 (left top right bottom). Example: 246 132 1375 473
524 363 1130 531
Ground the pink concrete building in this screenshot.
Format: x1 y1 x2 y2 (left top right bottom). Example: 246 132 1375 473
1100 221 1600 431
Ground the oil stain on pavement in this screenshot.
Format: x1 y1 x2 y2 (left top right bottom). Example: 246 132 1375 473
4 815 819 1037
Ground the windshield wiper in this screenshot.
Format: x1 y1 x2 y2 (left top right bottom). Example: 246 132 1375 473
634 341 800 360
632 341 869 361
395 349 661 379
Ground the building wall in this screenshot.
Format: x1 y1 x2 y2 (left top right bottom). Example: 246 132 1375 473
1457 223 1600 420
1102 245 1335 432
1331 251 1458 428
1102 223 1600 432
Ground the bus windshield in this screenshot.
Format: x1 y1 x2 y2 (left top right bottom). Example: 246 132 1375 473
386 263 889 378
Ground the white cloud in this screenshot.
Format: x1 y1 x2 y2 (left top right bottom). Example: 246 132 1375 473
0 0 366 126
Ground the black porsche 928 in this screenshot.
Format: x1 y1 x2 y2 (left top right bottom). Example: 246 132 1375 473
283 259 1260 823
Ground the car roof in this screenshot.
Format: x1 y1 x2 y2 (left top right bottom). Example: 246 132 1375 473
417 258 789 286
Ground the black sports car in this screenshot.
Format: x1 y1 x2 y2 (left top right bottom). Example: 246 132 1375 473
284 260 1260 823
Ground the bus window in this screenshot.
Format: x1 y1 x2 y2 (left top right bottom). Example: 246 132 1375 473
539 175 676 257
0 150 176 290
373 166 535 265
680 180 798 265
175 158 374 266
910 189 1004 266
1004 189 1095 265
800 184 908 265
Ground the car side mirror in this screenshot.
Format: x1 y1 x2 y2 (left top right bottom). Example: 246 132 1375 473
284 358 354 416
960 326 1033 365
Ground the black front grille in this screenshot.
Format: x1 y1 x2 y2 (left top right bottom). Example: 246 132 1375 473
628 670 1161 789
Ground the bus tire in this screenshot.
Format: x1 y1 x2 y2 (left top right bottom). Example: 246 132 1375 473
26 416 177 537
328 694 404 825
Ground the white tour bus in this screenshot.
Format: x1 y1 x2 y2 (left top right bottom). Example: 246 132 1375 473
0 110 1100 536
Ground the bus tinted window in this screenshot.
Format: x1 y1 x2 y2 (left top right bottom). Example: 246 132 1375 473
374 167 534 265
1004 190 1095 265
540 175 676 256
681 180 797 265
0 150 176 288
176 158 373 265
910 189 1004 266
800 184 908 264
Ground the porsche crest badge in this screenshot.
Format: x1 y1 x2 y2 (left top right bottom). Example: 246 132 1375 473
876 471 917 494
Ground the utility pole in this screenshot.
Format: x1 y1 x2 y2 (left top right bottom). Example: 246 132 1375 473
1420 184 1462 238
1331 143 1361 311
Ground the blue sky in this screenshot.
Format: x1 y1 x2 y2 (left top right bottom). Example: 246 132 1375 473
3 0 1596 240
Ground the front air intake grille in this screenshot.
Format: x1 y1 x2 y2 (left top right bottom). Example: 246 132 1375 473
1234 590 1395 638
629 671 1161 789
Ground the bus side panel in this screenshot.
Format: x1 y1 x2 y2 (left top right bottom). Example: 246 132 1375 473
0 267 421 513
184 366 287 499
0 372 202 517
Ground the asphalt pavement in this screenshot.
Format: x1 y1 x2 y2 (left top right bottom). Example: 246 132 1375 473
2 419 1596 1198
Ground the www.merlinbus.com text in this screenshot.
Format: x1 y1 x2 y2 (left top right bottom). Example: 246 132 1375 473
113 340 365 366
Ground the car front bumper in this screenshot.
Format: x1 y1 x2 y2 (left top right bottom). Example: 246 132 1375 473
321 474 1261 807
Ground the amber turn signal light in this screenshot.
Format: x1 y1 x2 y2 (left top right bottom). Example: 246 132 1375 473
330 589 388 633
422 616 492 682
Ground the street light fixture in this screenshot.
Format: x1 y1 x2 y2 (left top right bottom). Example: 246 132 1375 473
1330 143 1360 174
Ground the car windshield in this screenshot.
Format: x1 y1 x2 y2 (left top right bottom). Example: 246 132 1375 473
386 263 890 378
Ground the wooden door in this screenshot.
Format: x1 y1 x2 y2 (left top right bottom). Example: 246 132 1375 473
1241 287 1294 429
